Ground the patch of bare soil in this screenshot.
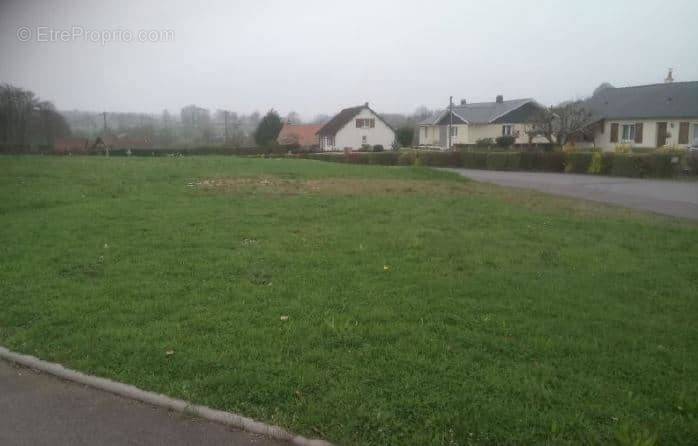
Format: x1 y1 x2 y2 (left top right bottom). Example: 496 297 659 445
189 177 473 196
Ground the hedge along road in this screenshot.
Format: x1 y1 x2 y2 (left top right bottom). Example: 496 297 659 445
440 168 698 220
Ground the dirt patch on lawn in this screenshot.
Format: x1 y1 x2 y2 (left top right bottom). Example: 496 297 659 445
189 177 473 196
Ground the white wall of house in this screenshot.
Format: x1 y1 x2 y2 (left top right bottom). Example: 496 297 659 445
468 123 534 145
581 118 698 151
326 108 395 151
419 123 544 148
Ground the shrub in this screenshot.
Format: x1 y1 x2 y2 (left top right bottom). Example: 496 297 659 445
610 154 643 177
416 151 461 167
614 143 632 154
461 152 488 169
486 152 520 170
639 153 678 178
367 151 399 165
358 144 371 152
495 136 515 148
686 151 698 175
475 138 494 148
398 150 417 166
565 152 593 173
372 144 384 152
588 151 603 174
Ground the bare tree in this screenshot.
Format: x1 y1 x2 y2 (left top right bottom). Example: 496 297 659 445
529 101 593 146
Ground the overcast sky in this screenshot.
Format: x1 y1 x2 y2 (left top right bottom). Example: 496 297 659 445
2 0 697 119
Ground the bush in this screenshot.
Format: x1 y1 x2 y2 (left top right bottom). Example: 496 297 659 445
610 154 644 177
495 136 515 148
398 150 417 166
565 152 593 173
475 138 494 148
638 153 678 178
416 151 461 167
686 151 698 175
358 144 371 152
461 152 488 169
372 144 384 152
367 151 399 165
486 152 520 170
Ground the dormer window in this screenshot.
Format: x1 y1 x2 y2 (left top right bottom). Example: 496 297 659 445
356 118 375 129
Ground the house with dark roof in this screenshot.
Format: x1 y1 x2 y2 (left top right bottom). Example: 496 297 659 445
418 96 547 149
580 80 698 151
317 103 395 151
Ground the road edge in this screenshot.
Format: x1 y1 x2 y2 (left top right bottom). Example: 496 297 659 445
0 346 332 446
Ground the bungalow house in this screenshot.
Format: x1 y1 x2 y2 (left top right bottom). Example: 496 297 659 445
579 80 698 151
418 96 547 149
317 103 395 151
276 122 322 149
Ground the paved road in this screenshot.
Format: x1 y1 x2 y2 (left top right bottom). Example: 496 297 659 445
441 168 698 220
0 360 286 446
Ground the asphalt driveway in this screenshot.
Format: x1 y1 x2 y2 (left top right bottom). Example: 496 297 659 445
441 169 698 220
0 360 286 446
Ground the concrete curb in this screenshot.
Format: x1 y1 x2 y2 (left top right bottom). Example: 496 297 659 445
0 346 332 446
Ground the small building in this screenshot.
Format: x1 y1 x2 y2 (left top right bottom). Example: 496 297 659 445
53 137 89 154
580 80 698 151
93 135 153 151
418 96 547 149
276 122 322 149
317 103 395 151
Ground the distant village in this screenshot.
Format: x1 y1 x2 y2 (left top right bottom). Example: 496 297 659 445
2 69 697 154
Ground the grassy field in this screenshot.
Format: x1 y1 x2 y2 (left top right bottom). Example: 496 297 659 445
1 156 697 445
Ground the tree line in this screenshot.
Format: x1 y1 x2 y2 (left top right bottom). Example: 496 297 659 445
0 83 71 149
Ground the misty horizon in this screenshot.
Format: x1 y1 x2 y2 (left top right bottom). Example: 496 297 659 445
2 0 698 121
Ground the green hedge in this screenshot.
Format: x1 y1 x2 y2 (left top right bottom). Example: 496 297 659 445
486 152 520 170
416 151 462 167
565 153 594 173
305 149 684 178
461 152 488 169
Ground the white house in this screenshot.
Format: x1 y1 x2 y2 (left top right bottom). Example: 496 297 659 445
317 103 395 151
577 80 698 151
418 96 548 149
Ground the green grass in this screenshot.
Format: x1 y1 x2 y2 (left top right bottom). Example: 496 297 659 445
1 155 697 445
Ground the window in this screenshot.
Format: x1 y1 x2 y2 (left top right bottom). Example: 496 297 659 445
362 135 367 144
450 126 458 137
678 122 689 144
355 118 375 129
694 124 698 145
423 127 428 140
502 125 513 136
621 124 635 142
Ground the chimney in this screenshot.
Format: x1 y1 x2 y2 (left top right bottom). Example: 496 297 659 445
364 101 369 107
460 99 467 105
665 68 674 83
496 95 504 104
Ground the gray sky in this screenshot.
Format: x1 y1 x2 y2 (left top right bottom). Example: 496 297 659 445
2 0 697 119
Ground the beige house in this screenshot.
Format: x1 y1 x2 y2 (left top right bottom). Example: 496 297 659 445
418 96 547 149
578 81 698 151
317 103 395 151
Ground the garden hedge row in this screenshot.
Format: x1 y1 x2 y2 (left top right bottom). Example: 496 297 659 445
304 150 686 178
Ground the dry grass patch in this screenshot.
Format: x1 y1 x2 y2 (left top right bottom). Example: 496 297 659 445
190 176 474 196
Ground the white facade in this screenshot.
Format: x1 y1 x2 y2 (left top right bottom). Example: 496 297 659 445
320 107 395 151
419 122 547 147
579 118 698 151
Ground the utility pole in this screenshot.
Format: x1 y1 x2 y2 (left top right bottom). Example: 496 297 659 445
102 112 107 134
448 96 453 150
224 110 229 144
